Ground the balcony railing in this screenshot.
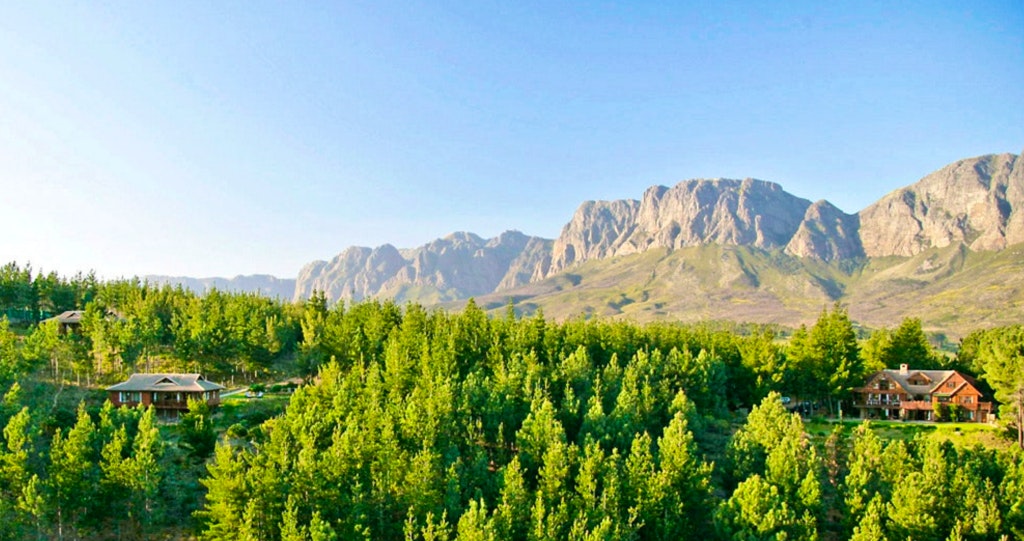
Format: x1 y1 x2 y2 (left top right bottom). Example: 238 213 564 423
152 399 190 409
856 398 901 407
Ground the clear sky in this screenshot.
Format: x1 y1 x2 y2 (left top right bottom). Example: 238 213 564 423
1 1 1022 279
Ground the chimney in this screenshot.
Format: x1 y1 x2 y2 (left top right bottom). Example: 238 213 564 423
900 363 909 375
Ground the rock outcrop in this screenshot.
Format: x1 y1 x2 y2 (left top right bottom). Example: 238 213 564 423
548 199 641 273
293 231 551 303
548 178 812 275
859 151 1024 257
785 200 864 261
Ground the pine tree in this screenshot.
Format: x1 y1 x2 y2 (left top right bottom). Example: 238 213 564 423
975 326 1024 448
653 411 714 538
197 441 249 540
0 408 35 539
849 495 888 541
455 499 495 541
47 404 97 540
842 423 886 530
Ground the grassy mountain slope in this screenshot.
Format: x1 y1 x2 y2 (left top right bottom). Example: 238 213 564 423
847 243 1024 335
459 243 1024 337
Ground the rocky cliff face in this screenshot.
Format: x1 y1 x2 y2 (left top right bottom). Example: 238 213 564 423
548 178 812 275
785 200 864 261
548 199 641 273
859 151 1024 257
292 231 551 303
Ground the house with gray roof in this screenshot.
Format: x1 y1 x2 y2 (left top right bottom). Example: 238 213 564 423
106 373 225 419
854 364 993 422
45 310 86 333
44 309 124 334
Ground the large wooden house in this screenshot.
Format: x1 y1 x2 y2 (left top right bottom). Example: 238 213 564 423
106 373 225 419
853 364 993 422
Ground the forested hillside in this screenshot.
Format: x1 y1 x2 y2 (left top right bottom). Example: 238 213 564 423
2 262 1024 540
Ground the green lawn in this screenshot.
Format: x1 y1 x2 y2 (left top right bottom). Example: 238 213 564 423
804 418 1014 449
215 392 290 433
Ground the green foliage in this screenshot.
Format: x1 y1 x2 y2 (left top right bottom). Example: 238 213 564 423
183 302 752 541
786 303 861 412
0 262 97 325
721 393 823 539
842 423 887 530
179 398 217 459
0 317 24 384
47 403 97 539
0 407 38 539
715 474 818 540
970 325 1024 448
874 317 946 370
3 276 1024 540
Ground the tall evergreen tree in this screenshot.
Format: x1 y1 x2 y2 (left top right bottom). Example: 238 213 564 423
974 326 1024 448
0 408 37 540
47 404 97 540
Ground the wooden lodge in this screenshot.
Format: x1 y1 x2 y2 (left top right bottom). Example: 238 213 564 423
106 373 225 419
853 364 993 422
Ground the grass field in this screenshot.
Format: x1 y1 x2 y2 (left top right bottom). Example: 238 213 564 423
215 392 290 433
804 418 1014 450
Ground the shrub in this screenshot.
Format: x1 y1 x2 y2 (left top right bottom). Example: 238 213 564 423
226 423 248 439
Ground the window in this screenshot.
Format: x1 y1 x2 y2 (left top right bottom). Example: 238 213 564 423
948 381 956 388
119 391 142 403
963 396 973 404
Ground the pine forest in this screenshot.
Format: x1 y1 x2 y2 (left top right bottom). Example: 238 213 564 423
3 261 1024 541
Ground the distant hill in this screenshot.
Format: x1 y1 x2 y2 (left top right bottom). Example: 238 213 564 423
144 274 295 299
291 150 1024 336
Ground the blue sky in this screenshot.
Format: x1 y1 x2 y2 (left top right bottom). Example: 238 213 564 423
1 1 1022 279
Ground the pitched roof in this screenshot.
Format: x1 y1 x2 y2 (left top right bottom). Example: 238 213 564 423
861 368 989 400
44 309 125 325
47 310 85 324
884 369 955 396
106 373 225 393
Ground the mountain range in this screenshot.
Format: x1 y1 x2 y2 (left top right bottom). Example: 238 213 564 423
143 274 296 299
158 150 1024 336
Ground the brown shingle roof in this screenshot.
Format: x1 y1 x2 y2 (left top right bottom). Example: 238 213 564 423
885 369 955 396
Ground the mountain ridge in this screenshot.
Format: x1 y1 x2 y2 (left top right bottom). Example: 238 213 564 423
288 150 1024 334
156 150 1023 335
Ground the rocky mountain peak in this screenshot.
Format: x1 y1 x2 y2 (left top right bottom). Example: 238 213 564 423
548 178 811 275
785 200 864 261
859 152 1023 257
292 231 551 304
